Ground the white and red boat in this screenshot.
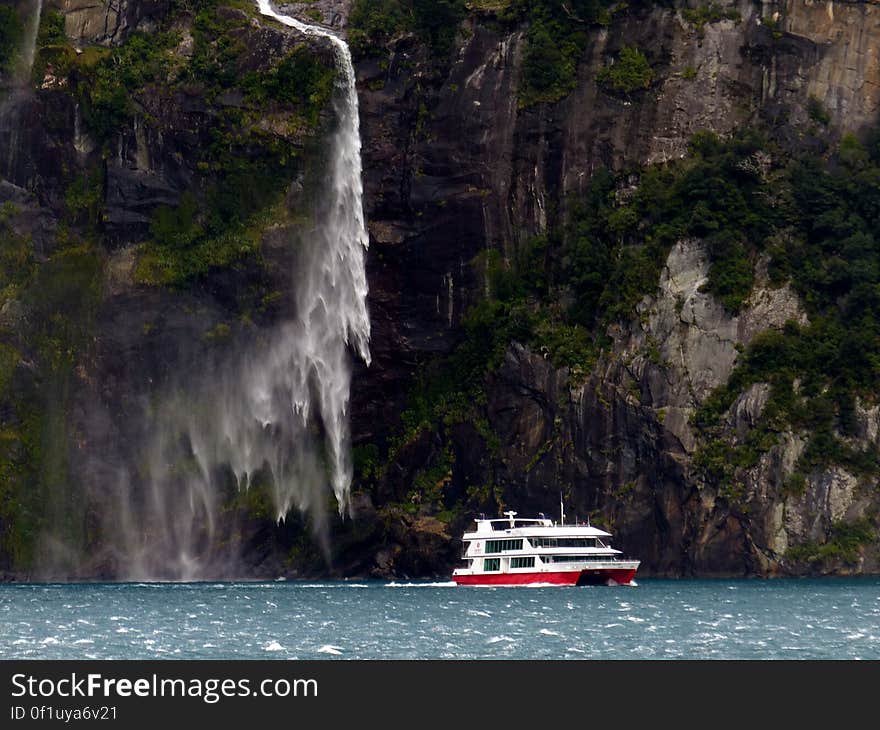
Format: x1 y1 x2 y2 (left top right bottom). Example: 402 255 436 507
452 510 639 586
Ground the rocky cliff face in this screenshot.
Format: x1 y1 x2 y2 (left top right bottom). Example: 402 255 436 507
57 0 170 45
0 0 344 578
350 0 880 577
2 0 879 579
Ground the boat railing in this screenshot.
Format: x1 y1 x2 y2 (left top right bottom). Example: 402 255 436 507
462 552 638 563
544 555 637 563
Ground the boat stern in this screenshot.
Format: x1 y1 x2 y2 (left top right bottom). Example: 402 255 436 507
576 563 639 586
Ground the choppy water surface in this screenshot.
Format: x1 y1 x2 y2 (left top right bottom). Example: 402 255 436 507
1 579 878 659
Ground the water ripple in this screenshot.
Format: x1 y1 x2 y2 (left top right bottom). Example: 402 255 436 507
1 578 879 659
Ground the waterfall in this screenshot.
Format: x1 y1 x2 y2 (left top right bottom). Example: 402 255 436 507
253 0 371 509
21 0 43 83
104 1 371 579
0 0 42 184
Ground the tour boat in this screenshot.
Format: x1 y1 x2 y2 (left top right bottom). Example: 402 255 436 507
452 510 639 586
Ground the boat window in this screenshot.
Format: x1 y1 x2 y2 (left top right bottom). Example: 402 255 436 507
510 557 535 569
485 539 523 553
550 555 611 562
530 538 598 548
483 558 500 572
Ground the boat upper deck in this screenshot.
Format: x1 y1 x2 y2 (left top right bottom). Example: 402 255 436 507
463 512 611 540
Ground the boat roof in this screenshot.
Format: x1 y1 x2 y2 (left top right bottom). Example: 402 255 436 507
466 514 612 538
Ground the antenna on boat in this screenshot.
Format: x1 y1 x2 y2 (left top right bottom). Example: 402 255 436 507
559 493 565 525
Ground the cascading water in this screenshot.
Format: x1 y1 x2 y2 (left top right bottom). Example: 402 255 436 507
106 1 371 579
253 0 371 510
0 0 42 184
20 0 43 81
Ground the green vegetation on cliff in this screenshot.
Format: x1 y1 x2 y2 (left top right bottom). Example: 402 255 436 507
491 0 616 107
508 0 597 107
30 10 97 94
27 2 338 288
681 2 740 35
0 6 24 76
0 204 102 569
33 1 332 145
365 129 774 513
348 0 467 57
136 7 333 286
0 203 36 303
786 518 874 566
564 129 771 325
375 120 880 533
596 45 653 95
492 131 762 346
0 207 36 567
693 131 880 496
0 2 340 571
242 45 335 123
347 0 620 106
472 122 880 507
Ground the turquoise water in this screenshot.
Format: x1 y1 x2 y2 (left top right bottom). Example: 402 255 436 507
1 578 879 659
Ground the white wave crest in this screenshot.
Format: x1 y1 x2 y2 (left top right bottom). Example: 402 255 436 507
316 645 343 655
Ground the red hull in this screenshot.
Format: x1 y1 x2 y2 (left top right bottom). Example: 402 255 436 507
453 567 637 586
